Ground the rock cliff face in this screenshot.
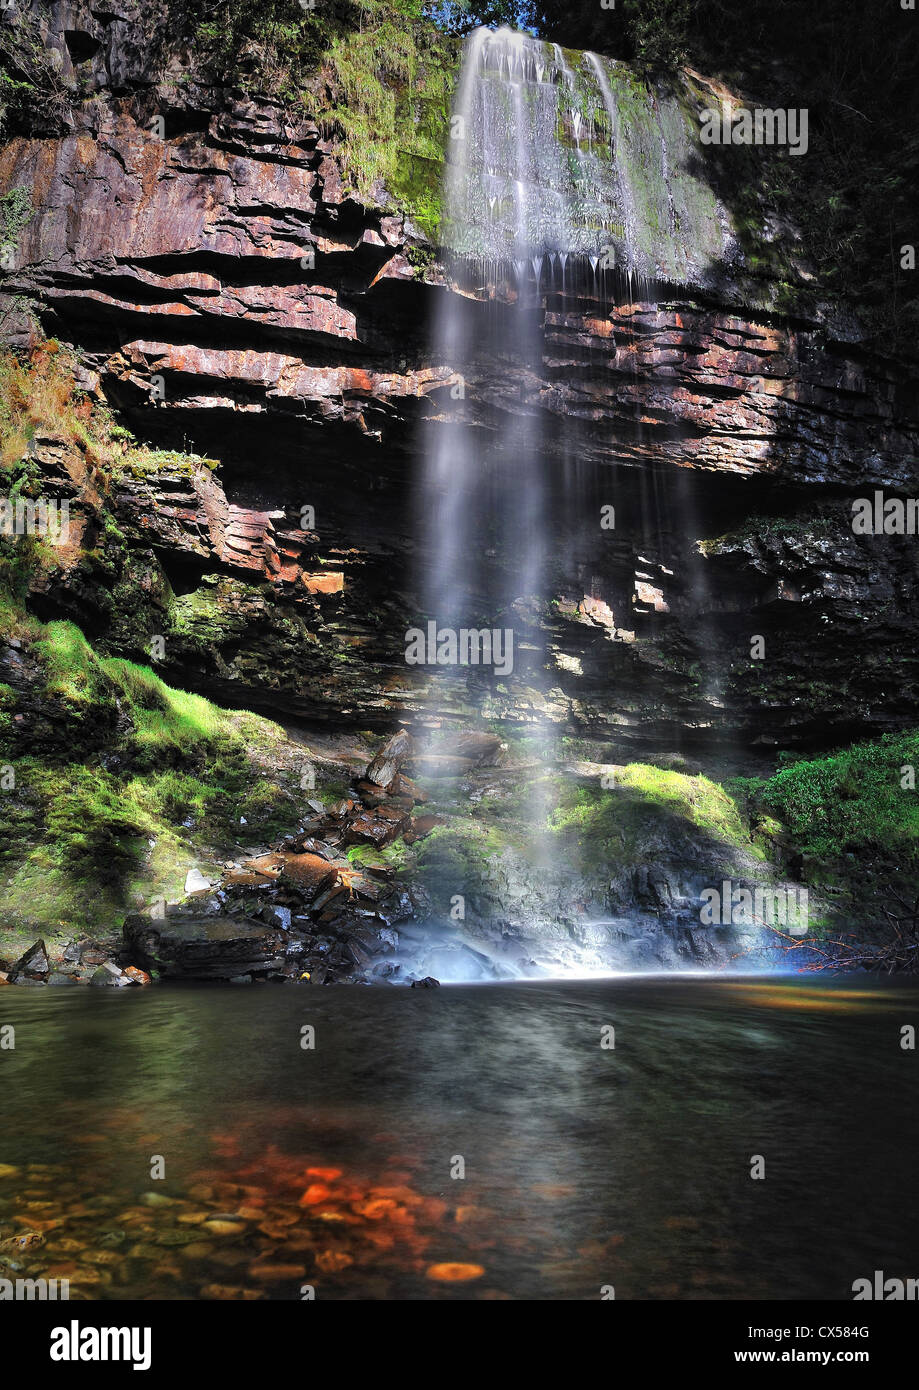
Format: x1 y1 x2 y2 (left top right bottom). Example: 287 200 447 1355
3 0 919 760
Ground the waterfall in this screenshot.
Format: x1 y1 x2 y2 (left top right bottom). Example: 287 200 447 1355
414 23 736 778
439 28 730 282
418 27 571 722
441 28 618 272
418 28 735 641
403 25 749 975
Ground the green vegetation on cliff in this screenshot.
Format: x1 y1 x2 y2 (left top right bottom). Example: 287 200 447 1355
0 603 307 939
0 6 69 138
754 734 919 865
547 763 749 866
183 0 457 237
0 350 314 944
0 342 217 485
729 734 919 960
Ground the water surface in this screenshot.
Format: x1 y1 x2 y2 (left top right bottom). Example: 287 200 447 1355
1 976 916 1299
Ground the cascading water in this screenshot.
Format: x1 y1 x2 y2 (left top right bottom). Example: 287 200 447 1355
439 28 731 279
419 26 735 664
409 27 740 978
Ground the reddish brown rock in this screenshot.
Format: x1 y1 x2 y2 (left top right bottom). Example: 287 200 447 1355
365 730 414 790
301 572 344 595
223 866 279 887
391 773 427 803
344 804 408 848
403 815 444 845
277 853 339 897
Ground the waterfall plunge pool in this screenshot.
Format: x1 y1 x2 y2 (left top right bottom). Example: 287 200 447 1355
1 975 916 1300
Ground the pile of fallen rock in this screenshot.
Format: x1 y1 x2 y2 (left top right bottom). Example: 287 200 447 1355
0 937 150 989
119 728 459 986
1 728 502 990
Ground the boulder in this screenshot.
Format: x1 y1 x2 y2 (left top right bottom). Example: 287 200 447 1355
365 730 413 790
8 940 50 983
184 868 214 896
223 865 278 887
294 839 340 861
90 962 130 988
391 772 427 803
353 779 399 807
80 945 109 966
123 914 295 981
223 852 339 904
277 853 339 900
403 814 444 845
344 804 408 848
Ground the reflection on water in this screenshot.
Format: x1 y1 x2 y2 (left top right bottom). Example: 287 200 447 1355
1 977 917 1299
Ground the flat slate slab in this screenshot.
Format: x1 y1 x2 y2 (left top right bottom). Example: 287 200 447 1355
123 915 292 980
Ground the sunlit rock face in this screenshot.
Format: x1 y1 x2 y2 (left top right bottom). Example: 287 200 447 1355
3 1 919 756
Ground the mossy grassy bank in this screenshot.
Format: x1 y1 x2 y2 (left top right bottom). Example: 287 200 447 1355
0 607 316 955
3 588 918 956
726 735 919 958
351 736 919 950
0 344 346 952
735 735 919 879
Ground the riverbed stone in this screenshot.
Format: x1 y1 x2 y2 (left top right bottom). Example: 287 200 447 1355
8 940 50 982
365 730 414 790
89 962 130 988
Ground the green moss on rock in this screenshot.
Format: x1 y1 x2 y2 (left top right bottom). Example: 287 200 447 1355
0 600 310 941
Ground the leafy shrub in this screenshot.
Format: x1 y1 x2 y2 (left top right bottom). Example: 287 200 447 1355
759 733 919 860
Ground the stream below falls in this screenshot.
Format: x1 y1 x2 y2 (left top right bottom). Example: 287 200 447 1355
1 976 917 1300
